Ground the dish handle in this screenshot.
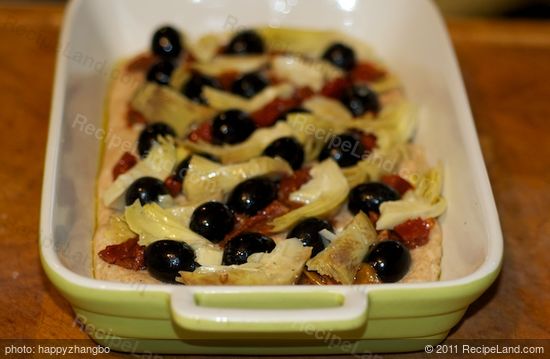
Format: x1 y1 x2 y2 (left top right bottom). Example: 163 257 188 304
170 286 368 333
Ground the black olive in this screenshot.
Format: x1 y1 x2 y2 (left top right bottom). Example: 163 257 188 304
348 182 399 215
322 42 356 71
287 218 333 257
366 240 411 283
224 30 265 55
174 157 191 182
340 85 380 117
262 137 305 170
125 177 168 206
211 109 256 145
151 26 183 59
222 232 275 265
137 122 176 158
145 240 197 283
231 72 268 99
227 177 278 215
182 73 221 104
146 60 175 86
189 202 235 243
318 133 365 168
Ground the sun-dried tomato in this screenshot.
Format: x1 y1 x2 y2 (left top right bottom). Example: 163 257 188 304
112 152 138 180
222 200 291 245
218 70 240 91
188 121 213 143
126 53 156 72
360 133 377 152
98 237 145 271
321 77 350 98
368 211 380 225
381 174 414 196
278 168 312 206
394 218 435 248
251 87 314 127
164 175 182 197
351 62 386 83
127 106 147 127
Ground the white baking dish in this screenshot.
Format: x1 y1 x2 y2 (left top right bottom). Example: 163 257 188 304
40 0 503 354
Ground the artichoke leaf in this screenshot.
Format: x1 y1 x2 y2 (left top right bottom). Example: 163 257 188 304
189 32 230 63
286 113 337 162
183 155 292 203
102 215 136 245
191 55 268 77
130 83 215 136
257 27 376 60
168 66 192 92
303 96 354 125
271 55 343 92
178 238 311 285
342 147 402 188
306 212 378 284
102 137 177 208
376 194 447 230
377 164 446 230
414 163 444 204
184 121 296 164
202 83 294 113
124 201 223 266
352 101 417 150
270 160 349 232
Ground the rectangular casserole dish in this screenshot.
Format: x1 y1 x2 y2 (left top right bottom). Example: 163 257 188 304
40 0 503 354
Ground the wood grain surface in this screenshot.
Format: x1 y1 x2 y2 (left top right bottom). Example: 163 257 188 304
0 4 548 358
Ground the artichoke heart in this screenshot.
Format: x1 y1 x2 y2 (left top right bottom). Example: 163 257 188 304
271 55 343 92
102 137 177 208
303 96 354 125
189 32 231 63
124 201 222 266
130 83 215 136
286 113 336 162
184 121 295 164
191 55 268 77
178 238 311 285
351 101 417 150
202 83 294 113
257 27 376 60
377 164 446 230
183 155 292 203
306 212 378 284
270 160 349 232
342 147 402 188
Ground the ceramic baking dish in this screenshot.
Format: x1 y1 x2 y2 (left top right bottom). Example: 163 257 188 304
40 0 503 354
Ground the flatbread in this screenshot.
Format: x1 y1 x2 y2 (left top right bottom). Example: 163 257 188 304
93 33 443 285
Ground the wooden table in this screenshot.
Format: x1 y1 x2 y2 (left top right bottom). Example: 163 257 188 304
0 5 548 358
